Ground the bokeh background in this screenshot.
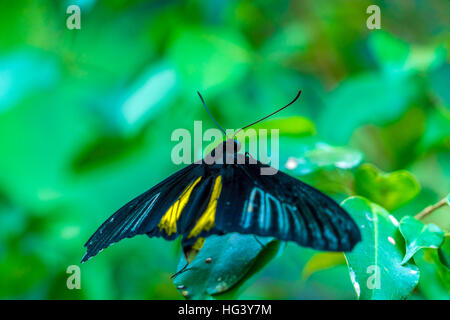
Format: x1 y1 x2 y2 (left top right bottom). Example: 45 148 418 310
0 0 448 299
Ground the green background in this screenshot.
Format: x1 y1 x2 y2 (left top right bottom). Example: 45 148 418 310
0 0 448 299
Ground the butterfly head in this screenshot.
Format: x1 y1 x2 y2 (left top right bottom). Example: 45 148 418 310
211 139 241 156
225 138 241 154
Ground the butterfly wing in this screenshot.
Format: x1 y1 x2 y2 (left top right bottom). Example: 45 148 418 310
211 161 361 251
81 163 209 262
83 156 361 262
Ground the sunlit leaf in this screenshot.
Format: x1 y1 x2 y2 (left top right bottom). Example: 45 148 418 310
398 216 444 265
342 196 420 300
354 164 420 211
238 116 316 138
302 252 345 280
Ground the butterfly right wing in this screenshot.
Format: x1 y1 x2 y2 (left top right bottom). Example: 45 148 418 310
213 161 361 252
81 163 204 263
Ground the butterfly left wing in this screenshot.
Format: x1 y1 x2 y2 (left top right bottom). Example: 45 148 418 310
81 163 205 263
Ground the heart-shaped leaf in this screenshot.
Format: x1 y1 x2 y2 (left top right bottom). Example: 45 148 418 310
342 196 420 300
399 216 444 265
173 234 281 300
354 164 420 211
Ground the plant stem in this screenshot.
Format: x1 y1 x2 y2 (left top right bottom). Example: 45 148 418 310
415 196 448 220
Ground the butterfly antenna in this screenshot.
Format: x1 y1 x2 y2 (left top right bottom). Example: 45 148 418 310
197 91 227 136
233 90 302 137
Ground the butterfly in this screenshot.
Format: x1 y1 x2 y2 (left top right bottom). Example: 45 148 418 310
81 90 361 266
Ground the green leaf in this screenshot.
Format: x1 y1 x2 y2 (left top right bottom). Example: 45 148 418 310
168 28 251 93
284 142 363 176
438 235 450 269
302 252 345 280
215 116 316 161
173 234 281 300
398 216 444 265
260 22 310 63
237 116 316 138
368 31 445 72
0 50 59 113
354 164 420 211
368 31 409 70
0 251 47 298
319 71 418 143
342 196 420 300
119 62 179 133
413 248 450 300
430 63 450 108
281 140 362 196
419 107 450 152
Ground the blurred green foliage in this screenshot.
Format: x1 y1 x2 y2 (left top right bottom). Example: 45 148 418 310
0 0 448 299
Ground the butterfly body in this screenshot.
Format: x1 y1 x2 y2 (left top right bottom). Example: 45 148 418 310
82 139 361 263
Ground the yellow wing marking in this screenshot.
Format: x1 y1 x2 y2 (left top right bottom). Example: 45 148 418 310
158 176 201 235
185 237 206 263
192 237 205 250
188 175 222 238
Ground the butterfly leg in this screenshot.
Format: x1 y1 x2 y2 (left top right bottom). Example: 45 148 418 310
170 240 203 278
170 245 193 278
170 262 190 279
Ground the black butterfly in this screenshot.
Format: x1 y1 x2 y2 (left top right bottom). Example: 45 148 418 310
81 91 361 265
